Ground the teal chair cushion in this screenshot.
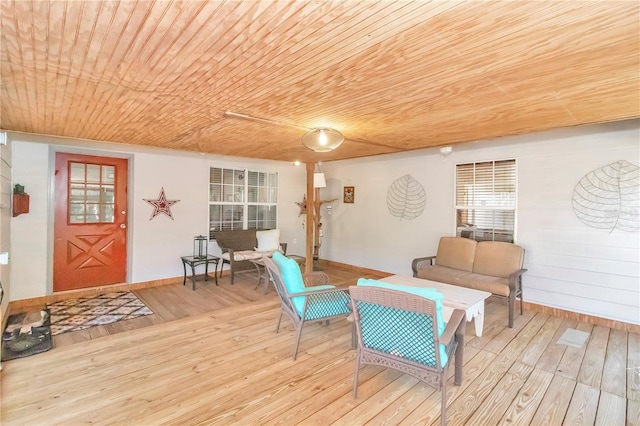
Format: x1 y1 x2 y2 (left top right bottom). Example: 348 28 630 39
273 251 305 294
272 252 348 318
356 278 449 367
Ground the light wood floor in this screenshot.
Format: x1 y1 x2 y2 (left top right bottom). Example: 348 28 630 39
1 265 639 425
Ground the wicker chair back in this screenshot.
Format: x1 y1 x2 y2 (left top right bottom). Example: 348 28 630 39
349 285 466 426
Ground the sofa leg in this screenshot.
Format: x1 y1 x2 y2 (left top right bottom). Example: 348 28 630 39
508 295 515 328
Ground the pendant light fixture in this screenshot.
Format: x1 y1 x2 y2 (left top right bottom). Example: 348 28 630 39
302 128 344 152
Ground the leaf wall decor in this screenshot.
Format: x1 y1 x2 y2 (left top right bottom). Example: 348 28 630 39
572 160 639 232
386 174 426 220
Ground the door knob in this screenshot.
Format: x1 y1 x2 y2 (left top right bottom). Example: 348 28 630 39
120 224 126 229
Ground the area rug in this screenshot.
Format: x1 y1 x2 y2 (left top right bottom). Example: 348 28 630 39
2 309 53 361
48 291 153 336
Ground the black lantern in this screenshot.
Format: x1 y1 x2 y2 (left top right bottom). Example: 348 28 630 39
193 235 208 259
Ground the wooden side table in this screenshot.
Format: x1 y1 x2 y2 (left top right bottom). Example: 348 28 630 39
181 255 220 290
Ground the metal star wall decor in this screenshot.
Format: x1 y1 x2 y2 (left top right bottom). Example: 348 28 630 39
144 187 180 220
295 194 307 216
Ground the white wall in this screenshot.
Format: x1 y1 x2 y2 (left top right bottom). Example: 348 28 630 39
0 137 12 325
8 121 640 325
10 135 307 300
319 120 640 325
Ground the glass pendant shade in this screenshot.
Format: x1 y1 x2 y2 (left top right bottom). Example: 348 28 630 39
302 128 344 152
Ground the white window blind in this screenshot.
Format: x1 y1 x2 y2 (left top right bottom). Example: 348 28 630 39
209 167 278 238
455 159 516 243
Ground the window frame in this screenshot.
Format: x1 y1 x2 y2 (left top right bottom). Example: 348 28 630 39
454 158 517 243
208 167 279 239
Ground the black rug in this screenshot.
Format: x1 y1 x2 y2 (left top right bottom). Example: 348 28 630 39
2 309 53 362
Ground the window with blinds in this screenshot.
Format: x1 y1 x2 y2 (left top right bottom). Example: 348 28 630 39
455 159 516 243
209 167 278 238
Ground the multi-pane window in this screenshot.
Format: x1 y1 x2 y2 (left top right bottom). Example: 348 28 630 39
455 159 517 243
69 162 115 224
209 167 278 238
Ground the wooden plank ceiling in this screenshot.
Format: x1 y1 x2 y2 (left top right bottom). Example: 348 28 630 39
1 1 639 163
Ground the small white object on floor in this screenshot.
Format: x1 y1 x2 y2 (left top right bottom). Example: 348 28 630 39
556 328 590 348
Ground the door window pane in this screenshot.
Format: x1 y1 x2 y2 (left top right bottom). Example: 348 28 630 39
68 162 117 224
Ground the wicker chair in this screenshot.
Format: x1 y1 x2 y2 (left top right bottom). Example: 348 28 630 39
263 254 351 360
349 285 466 426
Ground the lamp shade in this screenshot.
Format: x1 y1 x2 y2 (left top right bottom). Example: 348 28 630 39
314 173 326 188
302 128 344 152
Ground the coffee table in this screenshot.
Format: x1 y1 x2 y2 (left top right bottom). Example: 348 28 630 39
380 275 491 336
251 255 305 293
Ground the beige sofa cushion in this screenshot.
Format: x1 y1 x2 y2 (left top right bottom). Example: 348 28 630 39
435 237 477 272
416 265 469 286
473 241 524 278
416 265 510 297
462 272 510 297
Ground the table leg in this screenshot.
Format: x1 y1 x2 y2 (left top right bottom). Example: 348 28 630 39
474 306 485 337
253 263 263 290
182 260 188 286
190 263 197 290
213 260 218 286
262 268 270 294
204 262 209 282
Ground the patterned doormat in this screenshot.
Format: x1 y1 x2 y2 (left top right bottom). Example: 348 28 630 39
48 291 153 336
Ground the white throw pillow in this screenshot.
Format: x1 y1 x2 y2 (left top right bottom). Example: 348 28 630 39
256 229 280 252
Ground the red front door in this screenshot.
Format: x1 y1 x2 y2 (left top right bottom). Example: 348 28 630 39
54 153 128 291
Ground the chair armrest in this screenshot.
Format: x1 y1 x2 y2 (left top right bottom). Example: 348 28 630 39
439 309 466 345
508 268 528 292
280 242 288 255
303 271 330 287
411 256 436 277
226 248 235 262
290 286 347 298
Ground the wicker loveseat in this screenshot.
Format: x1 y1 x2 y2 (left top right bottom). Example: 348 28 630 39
412 237 527 328
215 229 287 284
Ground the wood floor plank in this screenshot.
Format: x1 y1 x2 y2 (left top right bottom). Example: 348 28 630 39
299 369 405 425
535 318 577 373
332 373 421 425
499 367 554 425
530 374 576 425
578 325 610 389
434 313 547 425
269 367 389 425
467 301 511 350
595 392 627 426
628 332 640 402
0 264 636 425
364 381 437 426
628 398 640 426
400 349 497 426
363 346 482 426
106 323 355 425
595 390 627 426
465 361 533 425
556 321 593 380
519 315 563 367
483 310 538 354
564 382 600 425
602 328 628 397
